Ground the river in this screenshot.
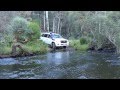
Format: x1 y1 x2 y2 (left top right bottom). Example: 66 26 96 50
0 50 120 79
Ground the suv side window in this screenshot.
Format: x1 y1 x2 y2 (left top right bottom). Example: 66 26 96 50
42 34 45 37
44 34 48 37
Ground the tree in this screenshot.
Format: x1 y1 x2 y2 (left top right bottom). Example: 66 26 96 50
46 11 49 32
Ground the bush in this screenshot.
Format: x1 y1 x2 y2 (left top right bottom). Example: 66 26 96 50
69 39 89 51
28 21 40 41
9 17 31 43
69 39 80 47
24 40 48 54
0 17 47 56
74 44 89 51
9 17 41 43
10 17 29 33
80 38 88 45
4 34 13 46
0 42 11 55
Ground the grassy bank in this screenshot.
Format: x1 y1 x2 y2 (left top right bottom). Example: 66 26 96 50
0 46 12 55
24 40 48 54
0 39 89 58
69 39 89 51
0 40 48 57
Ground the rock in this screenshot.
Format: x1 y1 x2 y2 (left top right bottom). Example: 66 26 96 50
78 76 87 79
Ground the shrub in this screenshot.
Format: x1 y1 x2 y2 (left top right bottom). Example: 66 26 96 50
69 39 80 47
80 38 88 45
3 34 13 46
24 40 48 54
0 42 11 55
9 17 41 43
74 44 89 51
69 39 89 51
28 21 40 41
10 17 29 33
9 16 31 43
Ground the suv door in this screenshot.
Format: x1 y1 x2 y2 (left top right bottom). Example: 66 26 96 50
47 34 53 45
41 34 48 44
43 34 49 44
40 34 44 39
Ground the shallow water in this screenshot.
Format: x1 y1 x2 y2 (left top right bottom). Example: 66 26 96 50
0 50 120 79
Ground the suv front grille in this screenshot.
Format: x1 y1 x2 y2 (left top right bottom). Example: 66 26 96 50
61 40 67 43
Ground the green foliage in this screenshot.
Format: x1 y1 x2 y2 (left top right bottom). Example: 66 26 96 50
24 40 48 54
0 40 48 55
0 42 11 55
9 16 30 42
9 17 41 43
74 44 89 51
3 34 13 46
32 19 41 26
80 38 88 45
10 16 29 33
28 21 40 41
69 39 89 51
69 39 80 47
0 16 46 56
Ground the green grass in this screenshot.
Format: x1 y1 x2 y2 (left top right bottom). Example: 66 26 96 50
22 40 48 55
0 46 12 55
69 39 89 51
74 44 89 51
0 40 48 56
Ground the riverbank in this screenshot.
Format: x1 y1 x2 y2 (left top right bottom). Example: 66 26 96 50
0 47 116 59
69 39 89 51
0 40 49 59
0 39 116 59
0 52 46 59
0 47 75 59
0 39 84 59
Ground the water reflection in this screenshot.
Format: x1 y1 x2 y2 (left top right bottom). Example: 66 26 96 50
46 51 70 65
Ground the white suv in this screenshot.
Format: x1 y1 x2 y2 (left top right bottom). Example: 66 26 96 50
40 32 69 49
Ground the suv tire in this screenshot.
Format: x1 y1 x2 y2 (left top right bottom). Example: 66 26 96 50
63 46 67 49
52 42 56 50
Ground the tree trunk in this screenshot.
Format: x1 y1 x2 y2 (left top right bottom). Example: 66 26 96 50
98 22 101 34
57 17 60 34
46 11 49 32
11 43 24 55
44 11 46 31
81 25 84 37
59 22 62 35
54 19 57 33
53 18 55 32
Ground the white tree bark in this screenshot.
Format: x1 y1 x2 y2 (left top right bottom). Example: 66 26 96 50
98 22 101 34
44 11 46 31
53 18 55 32
59 22 62 34
57 17 60 34
46 11 49 32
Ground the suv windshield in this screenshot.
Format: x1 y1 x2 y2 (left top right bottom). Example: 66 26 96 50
51 34 62 38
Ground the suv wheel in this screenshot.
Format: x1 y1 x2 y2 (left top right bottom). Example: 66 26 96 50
63 46 67 49
52 42 56 50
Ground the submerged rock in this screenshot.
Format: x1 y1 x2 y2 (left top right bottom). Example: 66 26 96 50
78 76 87 79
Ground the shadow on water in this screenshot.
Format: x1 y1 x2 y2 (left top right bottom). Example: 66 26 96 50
0 50 120 79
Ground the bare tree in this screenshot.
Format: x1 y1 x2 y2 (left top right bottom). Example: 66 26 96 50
44 11 46 31
46 11 49 32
